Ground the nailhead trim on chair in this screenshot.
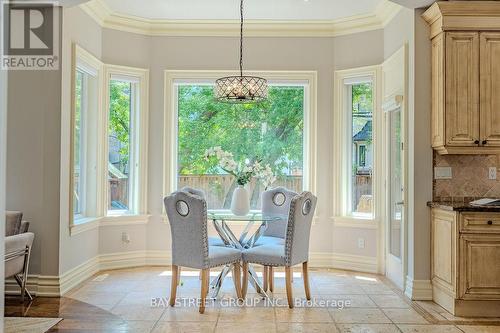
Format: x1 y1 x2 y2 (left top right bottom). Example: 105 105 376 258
284 193 307 266
200 197 210 269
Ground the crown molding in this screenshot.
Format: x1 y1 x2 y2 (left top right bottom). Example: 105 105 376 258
80 0 401 37
422 1 500 39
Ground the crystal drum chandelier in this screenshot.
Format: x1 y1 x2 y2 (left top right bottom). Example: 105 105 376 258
214 0 268 103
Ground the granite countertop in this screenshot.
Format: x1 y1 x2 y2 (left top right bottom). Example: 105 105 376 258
427 200 500 212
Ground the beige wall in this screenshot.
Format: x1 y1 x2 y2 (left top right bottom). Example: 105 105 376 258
383 7 433 284
6 8 63 276
58 6 102 274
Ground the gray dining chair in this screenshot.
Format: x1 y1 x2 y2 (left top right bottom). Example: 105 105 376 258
179 187 225 247
256 187 298 292
241 191 317 308
164 191 242 313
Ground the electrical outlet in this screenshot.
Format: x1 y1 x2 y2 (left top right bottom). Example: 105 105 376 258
489 167 497 180
122 232 130 244
357 238 365 249
434 167 452 179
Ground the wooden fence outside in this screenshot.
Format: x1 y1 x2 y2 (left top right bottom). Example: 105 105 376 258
178 174 303 209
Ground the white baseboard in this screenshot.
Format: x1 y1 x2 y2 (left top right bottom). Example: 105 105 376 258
10 250 378 297
404 276 433 300
310 252 379 273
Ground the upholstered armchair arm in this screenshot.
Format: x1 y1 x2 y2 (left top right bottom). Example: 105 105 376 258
5 232 34 279
19 221 30 233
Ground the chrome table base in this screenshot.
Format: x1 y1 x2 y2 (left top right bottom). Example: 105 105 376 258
209 218 270 298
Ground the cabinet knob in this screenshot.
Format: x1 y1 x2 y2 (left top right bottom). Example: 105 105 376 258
482 140 488 145
474 140 480 144
487 220 493 225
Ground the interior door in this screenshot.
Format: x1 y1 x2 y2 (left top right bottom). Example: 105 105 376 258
386 107 405 289
382 45 406 290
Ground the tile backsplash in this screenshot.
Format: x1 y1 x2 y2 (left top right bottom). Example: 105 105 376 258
433 153 500 200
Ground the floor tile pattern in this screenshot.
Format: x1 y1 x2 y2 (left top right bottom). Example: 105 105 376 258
4 267 500 332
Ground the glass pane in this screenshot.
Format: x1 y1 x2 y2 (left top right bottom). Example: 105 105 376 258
108 80 132 211
73 70 84 216
177 85 304 210
350 82 373 217
389 109 403 258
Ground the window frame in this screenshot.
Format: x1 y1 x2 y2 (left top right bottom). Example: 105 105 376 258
163 70 317 213
333 66 382 228
70 44 103 227
73 69 88 218
103 64 149 217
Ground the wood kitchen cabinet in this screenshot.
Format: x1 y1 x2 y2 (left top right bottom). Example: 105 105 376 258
430 207 500 317
423 2 500 154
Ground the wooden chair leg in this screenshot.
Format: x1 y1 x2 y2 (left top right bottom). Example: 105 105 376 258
177 266 182 285
302 261 311 300
269 266 274 292
200 268 209 314
233 263 242 299
242 262 249 299
285 266 294 308
170 265 179 306
205 268 210 296
263 266 269 292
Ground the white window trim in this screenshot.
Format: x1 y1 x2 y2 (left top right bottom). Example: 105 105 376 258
70 44 103 228
163 70 317 216
69 45 150 233
332 65 382 229
103 64 149 217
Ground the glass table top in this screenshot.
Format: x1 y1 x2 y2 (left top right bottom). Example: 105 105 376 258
207 210 286 222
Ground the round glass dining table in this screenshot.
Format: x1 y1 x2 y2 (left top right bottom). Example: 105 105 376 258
207 210 286 299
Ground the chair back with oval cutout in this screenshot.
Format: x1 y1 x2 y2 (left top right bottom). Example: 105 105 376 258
284 191 317 266
261 187 298 238
164 191 209 269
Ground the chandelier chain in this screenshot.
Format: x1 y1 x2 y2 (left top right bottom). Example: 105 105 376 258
240 0 244 77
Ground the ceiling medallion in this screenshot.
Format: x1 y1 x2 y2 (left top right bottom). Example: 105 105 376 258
215 0 268 104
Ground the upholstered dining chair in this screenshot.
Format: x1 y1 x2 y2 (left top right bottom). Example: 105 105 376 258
256 187 298 292
179 187 226 247
241 191 317 308
164 191 242 313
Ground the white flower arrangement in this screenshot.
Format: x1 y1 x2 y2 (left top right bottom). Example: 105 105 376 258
204 147 276 189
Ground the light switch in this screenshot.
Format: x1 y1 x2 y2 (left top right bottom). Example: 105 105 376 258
434 167 452 179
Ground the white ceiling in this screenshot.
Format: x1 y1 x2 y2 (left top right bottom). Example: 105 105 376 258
102 0 384 21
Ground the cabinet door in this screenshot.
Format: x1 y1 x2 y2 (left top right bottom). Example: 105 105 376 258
480 32 500 146
459 233 500 300
445 32 480 146
432 209 457 295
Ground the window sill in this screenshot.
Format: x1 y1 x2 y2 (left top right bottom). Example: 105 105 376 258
70 217 101 236
331 216 378 229
101 214 150 226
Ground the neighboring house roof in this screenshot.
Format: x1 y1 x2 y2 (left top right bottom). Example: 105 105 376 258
353 120 372 142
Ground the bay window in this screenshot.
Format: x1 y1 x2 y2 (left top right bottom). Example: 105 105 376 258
334 66 381 223
71 45 102 223
105 66 149 217
164 71 317 211
70 44 149 230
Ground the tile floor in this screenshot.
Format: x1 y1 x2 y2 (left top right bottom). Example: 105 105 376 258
4 266 500 332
